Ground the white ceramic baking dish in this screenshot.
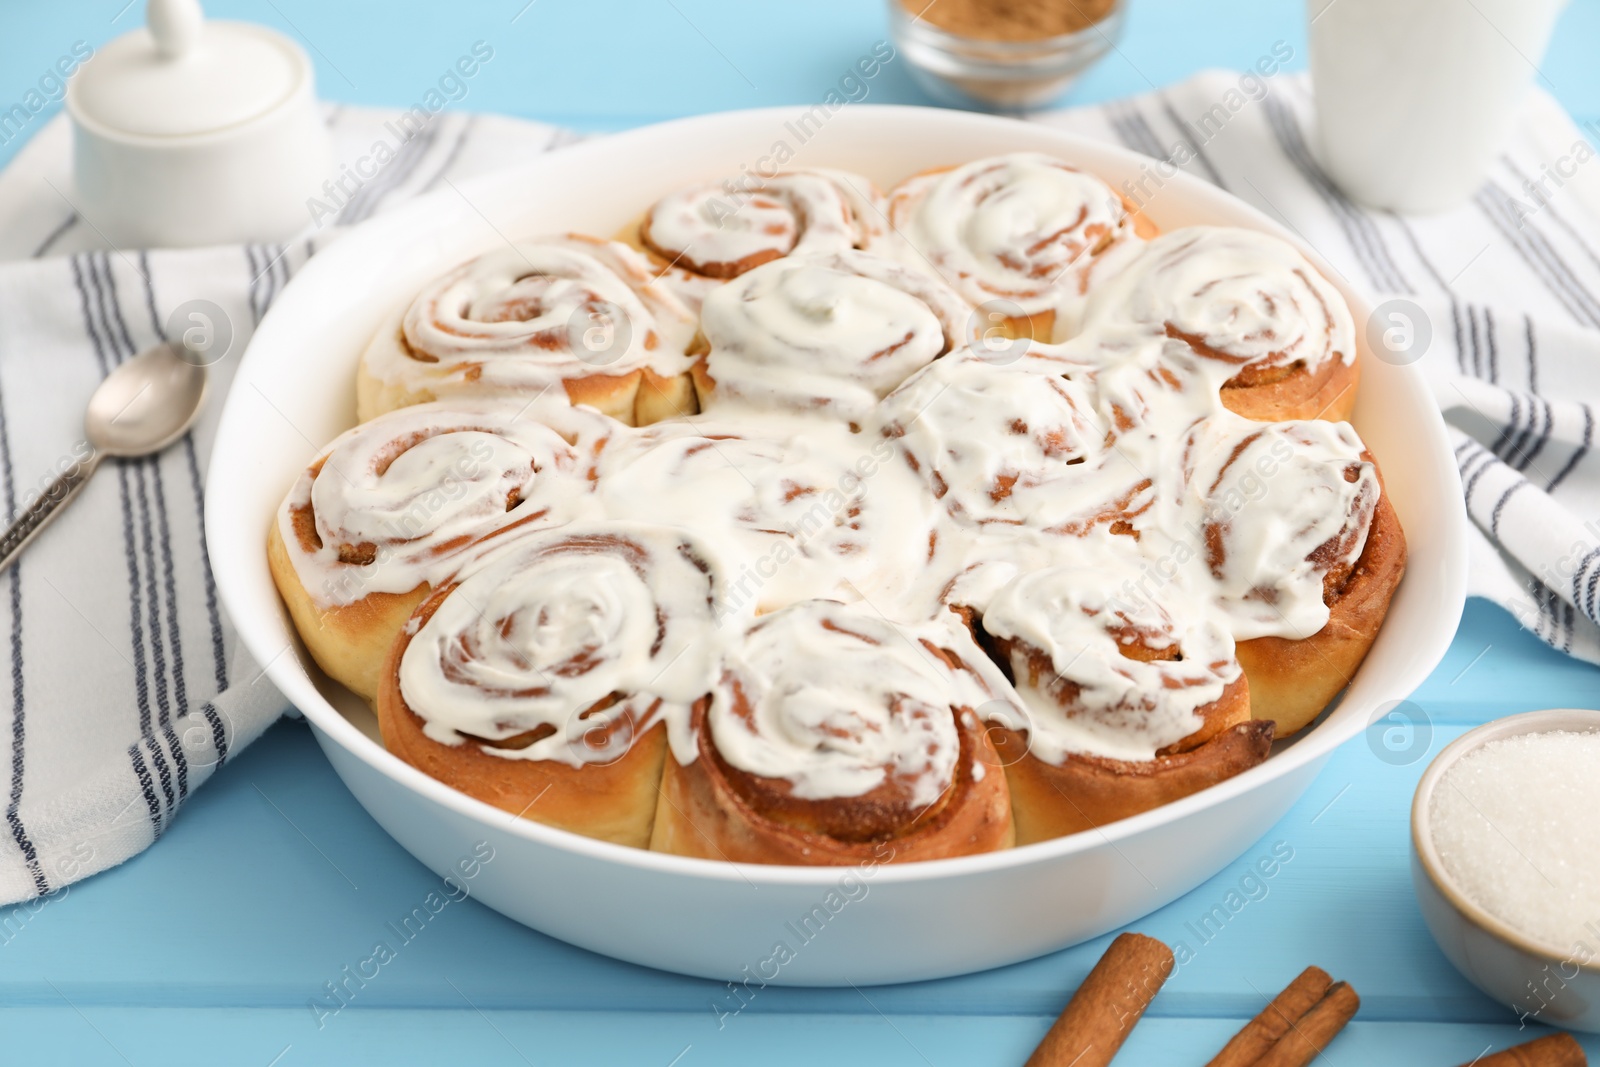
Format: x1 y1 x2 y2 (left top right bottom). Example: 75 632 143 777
207 105 1468 986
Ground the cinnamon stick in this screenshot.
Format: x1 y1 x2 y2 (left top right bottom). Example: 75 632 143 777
1454 1033 1587 1067
1024 932 1175 1067
1250 981 1361 1067
1204 966 1334 1067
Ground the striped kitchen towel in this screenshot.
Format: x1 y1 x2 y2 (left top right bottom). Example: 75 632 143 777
3 70 1600 903
0 107 575 904
1035 71 1600 663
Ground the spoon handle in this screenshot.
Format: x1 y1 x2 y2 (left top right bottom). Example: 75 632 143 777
0 452 102 573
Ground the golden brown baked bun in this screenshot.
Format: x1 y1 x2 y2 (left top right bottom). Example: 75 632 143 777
268 520 432 704
997 721 1275 845
994 638 1255 754
690 249 976 425
266 400 593 703
1080 226 1360 423
650 601 1014 865
886 155 1156 343
375 521 723 847
967 564 1267 846
875 346 1109 530
355 333 643 426
619 167 886 288
633 365 700 425
377 591 670 849
1217 342 1361 423
355 234 697 427
1177 407 1406 739
1236 484 1407 736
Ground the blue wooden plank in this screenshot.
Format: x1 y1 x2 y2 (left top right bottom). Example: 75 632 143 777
3 1008 1594 1066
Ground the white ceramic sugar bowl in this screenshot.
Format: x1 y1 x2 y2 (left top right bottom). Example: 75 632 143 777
66 0 333 248
1411 708 1600 1033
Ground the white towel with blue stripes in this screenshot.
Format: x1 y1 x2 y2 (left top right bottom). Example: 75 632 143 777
1 72 1598 903
0 107 573 903
1037 72 1600 664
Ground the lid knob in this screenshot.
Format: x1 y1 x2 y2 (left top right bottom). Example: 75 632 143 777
148 0 204 60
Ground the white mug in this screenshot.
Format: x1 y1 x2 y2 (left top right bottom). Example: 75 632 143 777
1308 0 1567 214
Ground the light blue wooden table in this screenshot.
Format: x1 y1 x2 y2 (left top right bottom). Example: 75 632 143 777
4 2 1600 1064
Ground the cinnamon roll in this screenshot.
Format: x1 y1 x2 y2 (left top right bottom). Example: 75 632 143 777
887 153 1155 343
265 153 1415 865
622 168 887 310
267 400 599 703
590 416 941 615
968 562 1269 844
1182 417 1406 735
875 346 1111 528
376 522 720 847
1082 227 1359 423
651 600 1013 864
694 250 976 424
357 234 698 426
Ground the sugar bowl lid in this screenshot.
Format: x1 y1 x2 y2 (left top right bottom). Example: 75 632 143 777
69 0 313 139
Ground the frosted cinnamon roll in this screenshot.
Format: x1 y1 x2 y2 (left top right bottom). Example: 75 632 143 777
625 168 887 310
357 234 698 427
887 153 1155 343
968 563 1268 844
876 347 1110 528
694 250 976 424
650 600 1013 865
263 151 1418 867
591 416 940 615
1181 417 1406 734
1082 227 1359 422
267 400 599 703
376 522 720 847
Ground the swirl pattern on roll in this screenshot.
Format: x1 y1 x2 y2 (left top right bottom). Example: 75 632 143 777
978 564 1243 763
706 601 987 817
641 168 886 281
876 348 1108 527
361 234 696 414
590 415 940 614
698 250 976 421
279 400 599 608
396 522 720 764
888 152 1145 335
1180 418 1378 641
1082 226 1355 378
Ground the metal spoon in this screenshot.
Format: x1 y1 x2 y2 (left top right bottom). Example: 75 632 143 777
0 343 208 571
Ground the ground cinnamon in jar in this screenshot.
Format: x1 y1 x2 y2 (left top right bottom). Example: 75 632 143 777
902 0 1119 41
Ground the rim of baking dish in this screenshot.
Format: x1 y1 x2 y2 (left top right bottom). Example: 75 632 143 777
208 104 1470 888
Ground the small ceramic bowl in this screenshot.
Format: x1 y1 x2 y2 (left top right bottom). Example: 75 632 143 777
1411 707 1600 1032
886 0 1124 112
